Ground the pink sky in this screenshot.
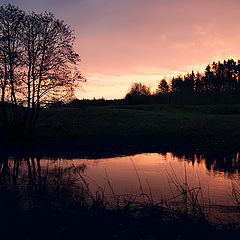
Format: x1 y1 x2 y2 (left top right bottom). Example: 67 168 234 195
4 0 240 99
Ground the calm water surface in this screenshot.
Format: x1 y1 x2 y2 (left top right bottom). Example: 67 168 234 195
4 152 240 206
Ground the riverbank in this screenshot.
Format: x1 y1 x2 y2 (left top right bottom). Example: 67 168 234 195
34 104 240 144
1 104 240 156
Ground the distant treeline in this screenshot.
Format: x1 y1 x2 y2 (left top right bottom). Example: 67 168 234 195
67 98 124 107
126 59 240 105
48 98 123 108
52 58 240 108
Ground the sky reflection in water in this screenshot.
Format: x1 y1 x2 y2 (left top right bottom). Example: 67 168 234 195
5 152 240 206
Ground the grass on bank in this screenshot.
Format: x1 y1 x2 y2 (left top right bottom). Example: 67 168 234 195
32 104 240 144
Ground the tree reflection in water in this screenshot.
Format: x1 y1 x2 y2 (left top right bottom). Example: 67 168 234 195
172 151 240 175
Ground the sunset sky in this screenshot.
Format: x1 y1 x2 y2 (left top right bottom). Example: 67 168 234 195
3 0 240 99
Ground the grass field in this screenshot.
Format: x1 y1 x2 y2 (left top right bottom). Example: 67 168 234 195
32 104 240 145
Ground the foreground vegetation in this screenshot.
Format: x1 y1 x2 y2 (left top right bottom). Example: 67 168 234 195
1 158 240 240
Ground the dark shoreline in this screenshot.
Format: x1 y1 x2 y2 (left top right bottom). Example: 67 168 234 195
1 136 240 159
2 103 240 158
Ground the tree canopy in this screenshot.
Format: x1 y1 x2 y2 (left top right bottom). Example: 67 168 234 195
0 4 85 126
125 59 240 105
154 59 240 104
125 82 151 104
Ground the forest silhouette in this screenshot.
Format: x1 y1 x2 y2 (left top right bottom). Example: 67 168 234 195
125 59 240 105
